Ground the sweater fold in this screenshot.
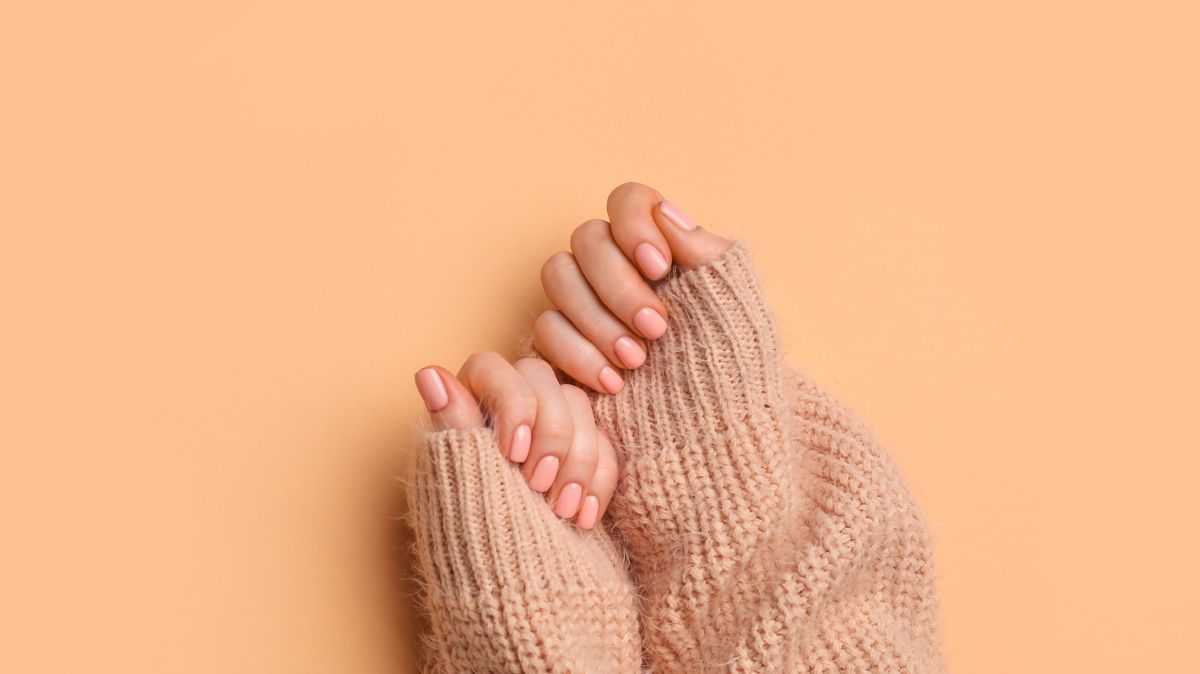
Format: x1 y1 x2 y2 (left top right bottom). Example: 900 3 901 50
590 240 944 672
408 427 642 673
409 239 943 673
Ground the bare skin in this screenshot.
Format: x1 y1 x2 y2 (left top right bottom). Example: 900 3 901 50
413 358 619 529
535 182 731 393
414 182 731 527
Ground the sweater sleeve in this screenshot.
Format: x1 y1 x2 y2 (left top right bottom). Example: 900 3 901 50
590 241 944 673
406 426 643 674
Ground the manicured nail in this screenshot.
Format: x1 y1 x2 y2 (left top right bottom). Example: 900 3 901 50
633 242 670 279
633 307 667 340
509 424 531 463
414 368 448 411
598 366 624 394
613 336 646 369
554 483 583 518
659 200 697 230
528 455 559 492
575 495 600 529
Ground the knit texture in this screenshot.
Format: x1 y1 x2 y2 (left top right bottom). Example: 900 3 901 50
408 240 943 672
591 241 943 672
407 427 642 673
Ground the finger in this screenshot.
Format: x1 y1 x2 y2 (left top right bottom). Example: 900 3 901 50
457 352 537 461
541 251 648 371
512 357 573 472
570 219 669 341
575 430 618 530
548 385 600 520
651 197 731 269
414 365 484 430
533 310 625 395
606 182 675 281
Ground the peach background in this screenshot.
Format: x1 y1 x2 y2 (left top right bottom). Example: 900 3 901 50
2 1 1198 672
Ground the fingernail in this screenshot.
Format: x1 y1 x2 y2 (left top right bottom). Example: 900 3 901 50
633 242 670 279
414 368 449 411
633 307 667 340
598 366 624 395
554 483 583 518
528 455 559 492
509 424 531 463
613 336 646 369
659 200 697 230
575 495 600 529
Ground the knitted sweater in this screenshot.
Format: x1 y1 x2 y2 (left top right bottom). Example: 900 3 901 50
407 241 944 673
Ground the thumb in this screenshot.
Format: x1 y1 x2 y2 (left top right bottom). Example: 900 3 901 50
651 199 732 270
414 365 485 430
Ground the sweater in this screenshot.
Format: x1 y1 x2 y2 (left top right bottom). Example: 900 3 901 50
407 241 944 672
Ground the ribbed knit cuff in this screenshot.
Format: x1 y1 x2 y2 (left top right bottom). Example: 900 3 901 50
591 240 794 559
407 427 641 673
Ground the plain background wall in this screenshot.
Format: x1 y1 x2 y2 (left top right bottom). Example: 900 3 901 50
2 1 1198 671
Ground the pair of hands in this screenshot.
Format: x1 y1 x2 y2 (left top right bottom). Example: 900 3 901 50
413 182 731 529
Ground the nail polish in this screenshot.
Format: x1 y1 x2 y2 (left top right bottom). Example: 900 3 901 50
509 424 531 462
613 336 646 369
598 366 624 395
659 200 697 230
554 483 583 518
633 242 670 279
528 455 559 492
633 307 667 340
575 495 600 529
414 368 449 411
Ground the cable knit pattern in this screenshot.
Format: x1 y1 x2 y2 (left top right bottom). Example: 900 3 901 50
408 240 942 673
590 240 943 672
407 427 642 673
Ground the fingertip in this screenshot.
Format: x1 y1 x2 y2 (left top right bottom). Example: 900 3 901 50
575 494 600 529
632 307 667 340
509 423 531 462
607 182 676 279
528 454 560 493
653 199 732 269
414 367 449 411
657 200 697 231
420 365 483 431
553 482 584 519
598 366 624 395
633 241 671 280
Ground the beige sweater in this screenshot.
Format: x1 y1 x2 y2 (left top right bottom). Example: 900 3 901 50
408 242 944 672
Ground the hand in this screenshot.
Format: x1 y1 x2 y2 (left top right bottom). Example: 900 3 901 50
413 354 618 528
534 182 732 393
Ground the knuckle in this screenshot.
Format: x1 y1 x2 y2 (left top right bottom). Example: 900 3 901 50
538 420 574 451
571 439 601 470
606 277 649 310
533 310 562 340
607 181 655 205
514 356 552 377
540 251 577 287
462 350 501 373
570 218 610 252
496 390 536 418
559 383 588 403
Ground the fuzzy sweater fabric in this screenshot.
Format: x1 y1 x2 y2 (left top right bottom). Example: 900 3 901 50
407 241 943 673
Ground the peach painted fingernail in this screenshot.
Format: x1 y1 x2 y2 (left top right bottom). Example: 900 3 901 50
613 336 646 369
554 483 583 518
633 307 667 340
659 200 697 230
575 495 600 529
414 368 448 411
634 242 670 279
598 366 624 394
509 424 531 462
528 455 559 492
